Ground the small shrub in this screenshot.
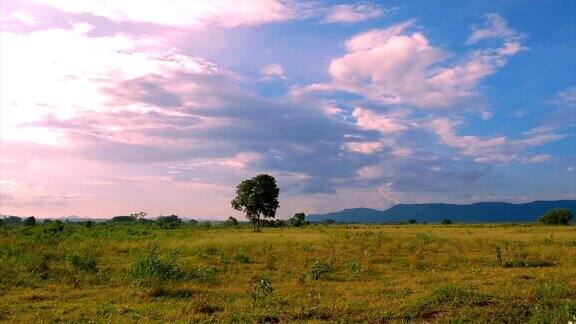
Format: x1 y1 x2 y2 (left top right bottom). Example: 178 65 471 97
503 259 554 268
67 251 98 273
407 283 491 319
129 243 183 284
441 219 452 225
234 253 251 264
346 260 363 277
200 246 219 257
534 283 569 303
493 244 504 264
416 233 434 245
298 243 314 252
251 277 273 300
195 266 218 284
309 260 331 280
27 255 50 280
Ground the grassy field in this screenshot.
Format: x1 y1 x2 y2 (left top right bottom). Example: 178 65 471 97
1 222 575 322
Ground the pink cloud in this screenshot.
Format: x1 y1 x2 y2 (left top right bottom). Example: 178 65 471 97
26 0 298 28
342 141 383 154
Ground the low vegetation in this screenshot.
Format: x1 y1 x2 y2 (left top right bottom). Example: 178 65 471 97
0 221 574 322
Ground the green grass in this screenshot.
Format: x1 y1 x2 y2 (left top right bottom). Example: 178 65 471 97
0 223 575 322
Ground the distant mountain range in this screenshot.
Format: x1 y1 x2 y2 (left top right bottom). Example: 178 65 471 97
307 200 576 223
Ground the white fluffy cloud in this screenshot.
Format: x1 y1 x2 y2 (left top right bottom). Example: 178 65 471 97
430 118 562 163
260 63 287 80
467 13 521 44
306 15 525 108
323 2 383 23
352 108 415 134
342 141 383 154
550 86 576 108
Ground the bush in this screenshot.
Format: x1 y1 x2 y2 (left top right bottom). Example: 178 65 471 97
129 244 183 284
289 212 306 227
251 277 273 300
225 216 239 226
309 260 331 280
2 216 22 226
407 283 491 319
538 209 573 225
67 251 98 273
503 259 554 268
156 215 183 228
259 219 285 227
23 217 36 226
441 219 452 225
111 215 137 223
324 219 336 225
234 253 251 264
346 260 363 277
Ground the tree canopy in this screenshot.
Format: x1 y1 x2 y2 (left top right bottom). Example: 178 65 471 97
231 174 280 231
538 208 573 225
289 212 306 227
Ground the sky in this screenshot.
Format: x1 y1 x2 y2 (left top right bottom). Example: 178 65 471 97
0 0 575 219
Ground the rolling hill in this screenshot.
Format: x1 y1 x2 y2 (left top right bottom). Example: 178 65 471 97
306 200 576 223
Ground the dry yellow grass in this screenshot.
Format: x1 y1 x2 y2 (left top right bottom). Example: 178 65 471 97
1 223 575 322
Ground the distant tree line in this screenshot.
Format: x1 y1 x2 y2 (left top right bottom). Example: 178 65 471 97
3 173 572 229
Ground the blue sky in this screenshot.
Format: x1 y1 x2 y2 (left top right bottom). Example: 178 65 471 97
0 0 574 218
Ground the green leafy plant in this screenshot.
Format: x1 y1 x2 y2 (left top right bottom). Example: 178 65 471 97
538 208 573 225
251 276 273 300
309 260 331 280
128 243 183 284
67 251 98 273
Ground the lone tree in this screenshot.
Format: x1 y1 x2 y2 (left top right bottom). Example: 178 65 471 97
225 216 239 226
289 212 306 227
23 216 36 226
231 174 280 232
538 208 573 225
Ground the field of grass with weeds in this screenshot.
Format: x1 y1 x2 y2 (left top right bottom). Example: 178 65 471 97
1 222 575 322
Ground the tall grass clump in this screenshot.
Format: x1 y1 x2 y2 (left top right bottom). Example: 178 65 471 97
309 260 331 280
128 243 183 285
406 283 491 319
67 251 98 273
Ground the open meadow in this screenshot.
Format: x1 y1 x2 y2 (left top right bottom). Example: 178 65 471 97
1 222 575 322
